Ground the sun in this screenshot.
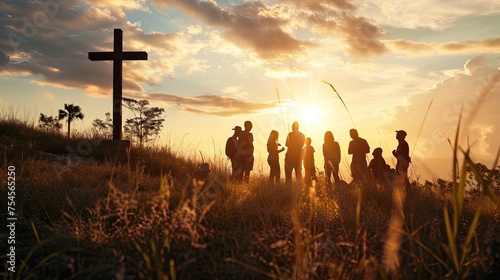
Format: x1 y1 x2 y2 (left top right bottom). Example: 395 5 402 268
299 105 321 125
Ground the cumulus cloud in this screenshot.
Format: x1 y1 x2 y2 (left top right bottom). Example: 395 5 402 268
152 0 313 60
382 55 500 162
152 0 388 60
0 0 206 96
146 93 290 116
386 38 500 56
337 14 387 57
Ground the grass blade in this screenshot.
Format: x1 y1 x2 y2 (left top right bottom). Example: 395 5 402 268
275 87 288 133
443 208 459 272
452 108 463 237
464 207 482 247
403 232 449 270
456 151 469 220
322 80 356 129
411 94 436 158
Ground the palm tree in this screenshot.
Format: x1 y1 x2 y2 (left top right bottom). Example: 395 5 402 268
58 103 84 138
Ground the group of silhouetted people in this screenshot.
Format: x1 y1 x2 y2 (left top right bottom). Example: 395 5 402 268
226 121 411 189
225 121 255 182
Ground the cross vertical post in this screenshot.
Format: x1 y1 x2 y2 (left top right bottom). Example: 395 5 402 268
88 29 148 140
113 29 123 141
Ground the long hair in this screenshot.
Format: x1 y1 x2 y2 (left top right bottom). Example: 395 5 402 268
324 131 334 145
268 130 279 144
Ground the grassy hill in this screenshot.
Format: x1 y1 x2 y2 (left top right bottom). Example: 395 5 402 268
0 118 499 279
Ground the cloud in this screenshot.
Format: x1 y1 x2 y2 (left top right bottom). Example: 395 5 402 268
264 64 309 79
187 25 202 35
0 0 391 101
442 38 500 53
0 1 206 96
279 0 355 11
152 0 313 60
88 0 149 12
337 13 387 58
386 38 500 56
382 55 500 162
0 51 9 67
384 40 435 55
37 91 55 99
359 0 500 30
152 0 388 60
281 2 389 58
146 93 290 117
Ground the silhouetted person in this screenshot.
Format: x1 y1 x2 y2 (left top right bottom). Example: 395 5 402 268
285 121 305 186
302 137 316 186
236 121 254 183
392 130 411 188
348 129 370 183
267 130 285 185
323 131 341 191
225 126 242 181
369 147 386 183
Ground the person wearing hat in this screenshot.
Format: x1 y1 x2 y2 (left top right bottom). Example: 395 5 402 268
368 147 386 183
225 125 241 181
392 130 411 185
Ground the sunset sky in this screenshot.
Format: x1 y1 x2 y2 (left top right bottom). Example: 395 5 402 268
1 0 499 180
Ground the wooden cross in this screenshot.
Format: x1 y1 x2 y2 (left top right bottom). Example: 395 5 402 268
88 29 148 140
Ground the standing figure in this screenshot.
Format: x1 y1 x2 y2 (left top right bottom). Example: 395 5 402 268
392 130 411 187
302 137 316 186
225 126 242 181
323 131 341 191
285 121 305 186
267 130 285 185
368 147 386 184
348 129 370 183
236 121 254 183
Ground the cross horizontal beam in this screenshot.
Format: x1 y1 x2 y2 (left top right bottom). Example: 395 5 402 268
88 51 147 61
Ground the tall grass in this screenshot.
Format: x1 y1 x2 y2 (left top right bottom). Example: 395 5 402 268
1 113 499 279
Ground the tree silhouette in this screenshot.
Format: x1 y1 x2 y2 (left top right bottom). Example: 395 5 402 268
58 103 84 138
122 97 165 147
92 112 113 139
38 113 63 132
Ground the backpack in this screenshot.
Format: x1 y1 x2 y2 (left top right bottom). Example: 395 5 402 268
225 137 238 159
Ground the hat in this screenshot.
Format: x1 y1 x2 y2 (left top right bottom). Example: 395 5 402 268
396 130 407 136
232 126 242 132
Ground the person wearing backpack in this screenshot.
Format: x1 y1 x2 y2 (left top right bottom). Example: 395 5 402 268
226 126 241 181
